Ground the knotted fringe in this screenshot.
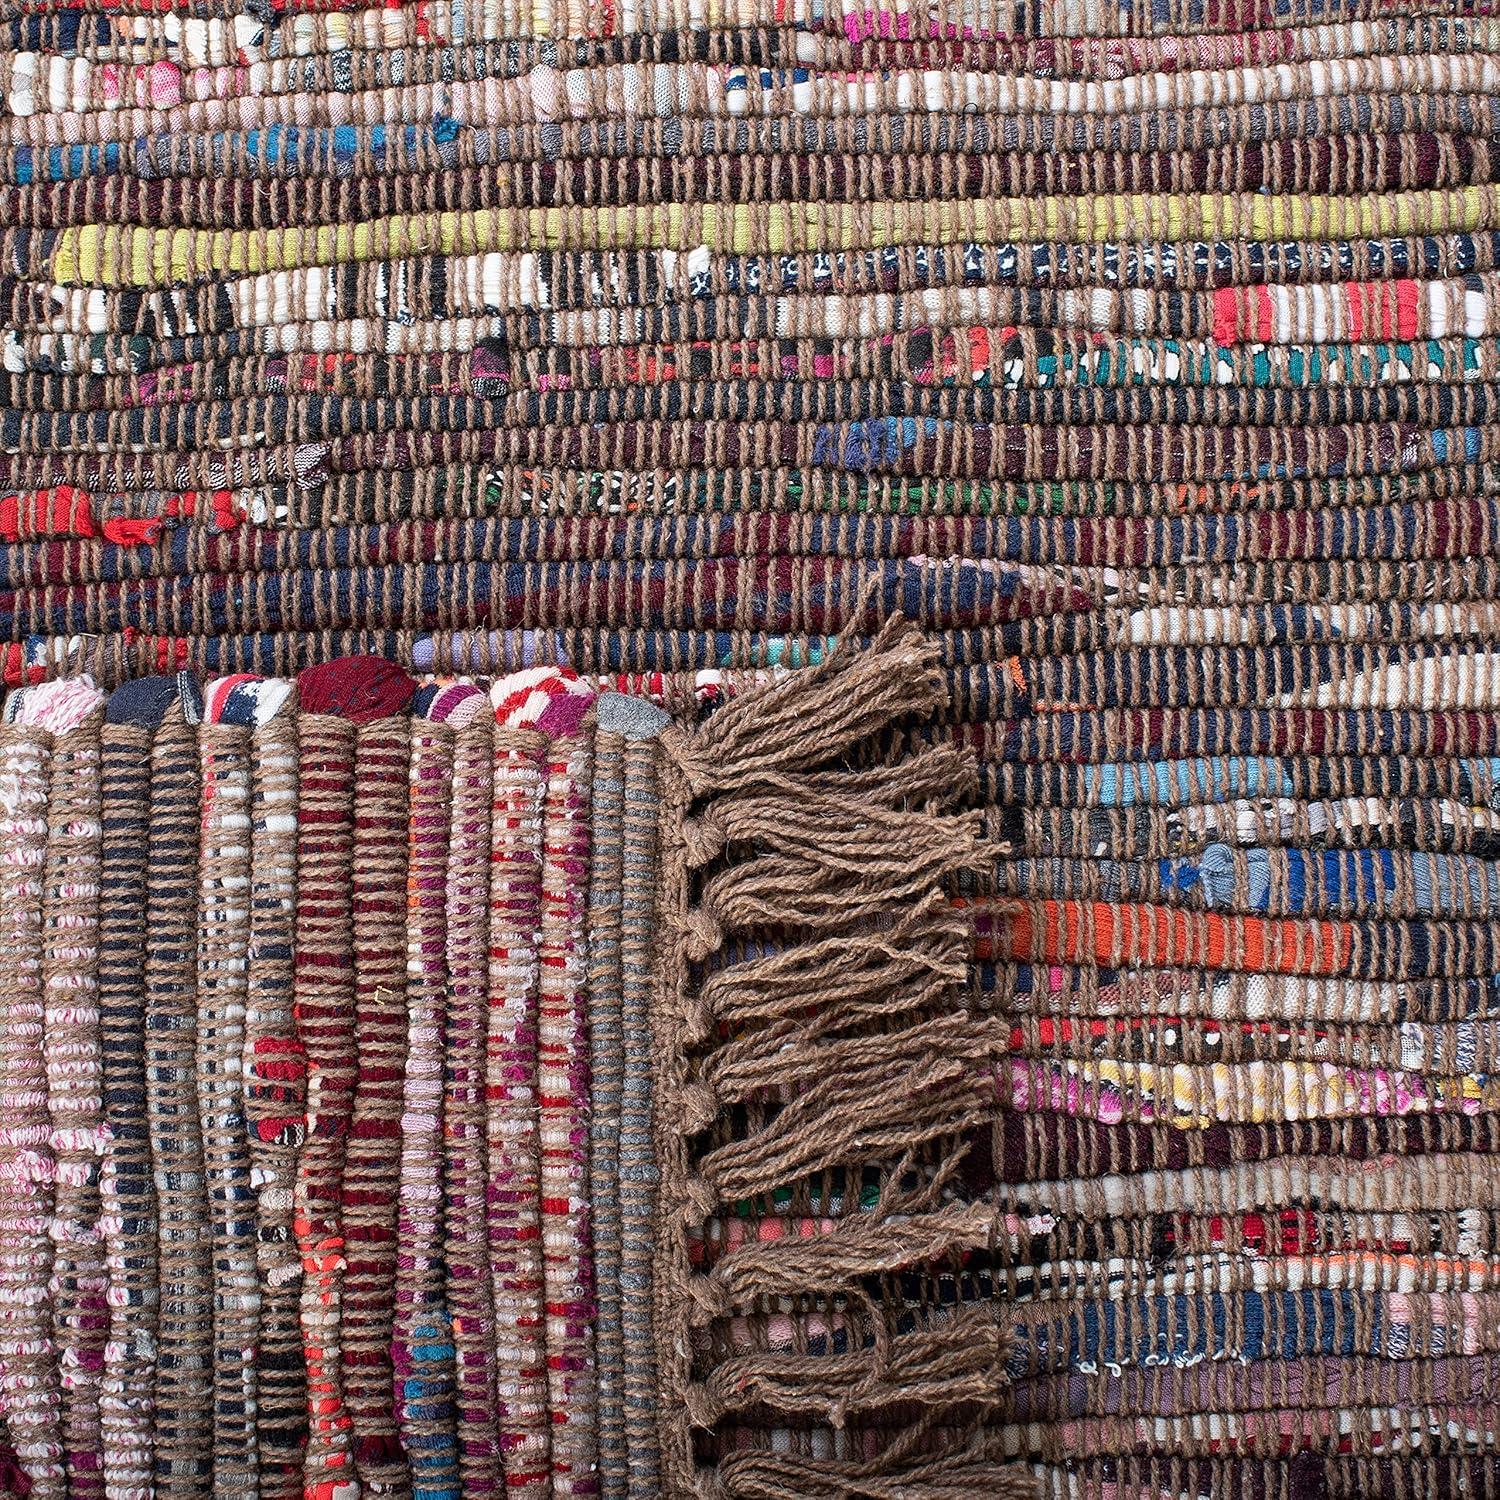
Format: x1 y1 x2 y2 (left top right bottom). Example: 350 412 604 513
701 1200 1003 1309
652 613 1029 1498
708 1426 1034 1500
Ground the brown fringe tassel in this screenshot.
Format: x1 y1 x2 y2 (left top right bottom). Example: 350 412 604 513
652 613 1030 1499
710 1426 1036 1500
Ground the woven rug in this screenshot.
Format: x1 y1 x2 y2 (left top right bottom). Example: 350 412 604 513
3 0 1500 1495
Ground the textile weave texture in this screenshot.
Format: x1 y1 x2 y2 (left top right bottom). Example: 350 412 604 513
3 0 1500 1494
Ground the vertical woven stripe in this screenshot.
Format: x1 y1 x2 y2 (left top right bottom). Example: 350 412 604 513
0 728 61 1496
244 703 308 1497
97 721 157 1500
395 720 459 1500
145 705 211 1496
341 718 412 1495
445 717 503 1496
293 715 359 1500
536 723 598 1495
584 726 627 1496
485 726 549 1497
196 719 260 1496
40 705 108 1500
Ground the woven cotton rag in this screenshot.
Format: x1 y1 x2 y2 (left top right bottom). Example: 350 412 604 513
3 0 1500 1494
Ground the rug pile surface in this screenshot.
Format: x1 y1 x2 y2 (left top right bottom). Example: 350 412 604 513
2 0 1500 1494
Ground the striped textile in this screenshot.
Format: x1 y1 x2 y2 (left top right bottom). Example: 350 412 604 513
3 0 1500 1494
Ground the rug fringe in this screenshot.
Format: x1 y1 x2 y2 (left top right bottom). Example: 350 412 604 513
701 1199 1005 1309
689 892 970 1040
659 614 947 799
652 613 1029 1496
708 1424 1035 1500
690 1303 1008 1424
